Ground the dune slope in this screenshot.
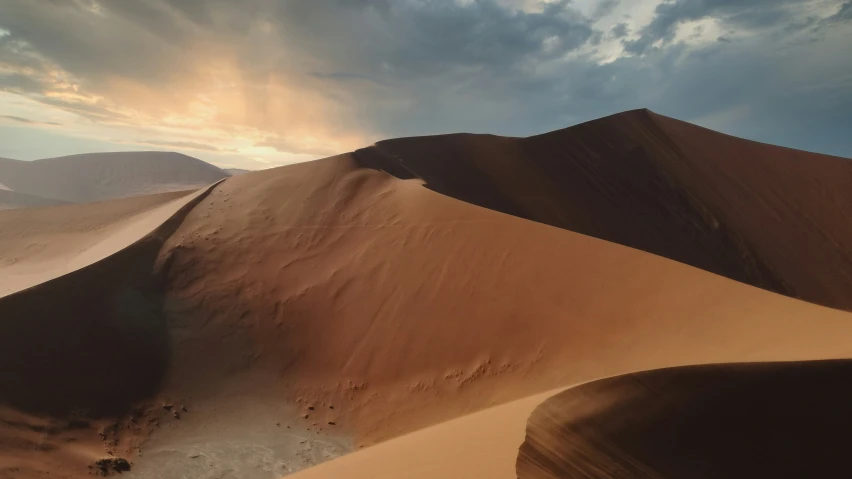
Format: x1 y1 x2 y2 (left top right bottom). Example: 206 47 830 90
0 186 219 478
354 109 852 310
0 152 229 204
294 360 852 479
3 114 852 478
150 153 852 451
291 388 560 479
0 187 218 297
517 360 852 479
0 189 70 210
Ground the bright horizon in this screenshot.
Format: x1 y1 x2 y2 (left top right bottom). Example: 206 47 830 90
1 0 851 170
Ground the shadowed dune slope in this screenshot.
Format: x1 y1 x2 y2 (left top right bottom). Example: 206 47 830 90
0 185 219 478
354 109 852 310
0 185 219 414
517 360 852 479
0 152 229 204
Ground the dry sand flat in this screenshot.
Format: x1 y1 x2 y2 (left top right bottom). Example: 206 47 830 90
0 152 229 205
355 109 852 310
2 111 852 478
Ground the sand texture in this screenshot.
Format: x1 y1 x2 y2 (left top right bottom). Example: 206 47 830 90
354 109 852 310
2 110 852 478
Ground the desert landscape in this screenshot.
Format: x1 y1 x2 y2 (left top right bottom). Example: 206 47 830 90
2 109 852 478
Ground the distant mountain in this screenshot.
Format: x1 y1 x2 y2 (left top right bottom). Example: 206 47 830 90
0 152 229 204
225 168 252 176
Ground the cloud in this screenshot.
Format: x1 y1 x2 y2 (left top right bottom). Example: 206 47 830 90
0 0 601 149
611 22 630 38
128 139 222 152
309 71 385 85
593 0 622 19
823 1 852 24
256 135 346 156
0 114 61 126
622 0 845 55
0 0 850 164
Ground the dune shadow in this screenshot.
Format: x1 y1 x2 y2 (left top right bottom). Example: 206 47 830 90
517 360 852 478
0 187 216 418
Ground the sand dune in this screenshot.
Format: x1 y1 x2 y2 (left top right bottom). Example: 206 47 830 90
518 360 852 478
0 186 218 297
2 111 852 478
0 185 220 478
0 174 71 209
290 388 560 479
138 153 852 479
0 152 229 205
355 109 852 310
295 360 852 479
0 189 70 210
152 153 852 440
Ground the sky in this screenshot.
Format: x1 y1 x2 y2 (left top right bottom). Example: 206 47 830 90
0 0 850 170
